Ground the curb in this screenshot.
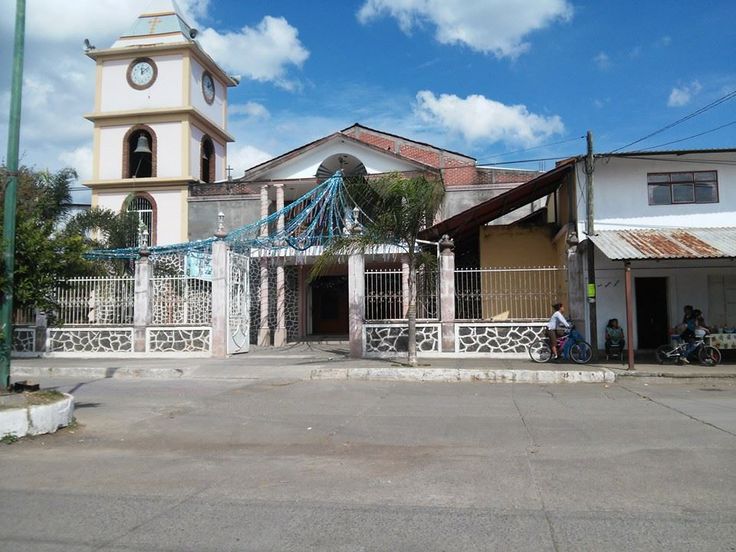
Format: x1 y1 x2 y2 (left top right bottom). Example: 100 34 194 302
311 367 616 384
612 369 736 379
11 365 189 380
1 393 75 438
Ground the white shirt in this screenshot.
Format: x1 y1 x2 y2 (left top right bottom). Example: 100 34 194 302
547 311 570 330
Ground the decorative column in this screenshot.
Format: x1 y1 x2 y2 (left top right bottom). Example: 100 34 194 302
211 214 229 358
348 252 365 358
34 310 47 354
401 255 410 318
258 184 270 346
274 183 287 347
439 235 456 352
133 248 152 353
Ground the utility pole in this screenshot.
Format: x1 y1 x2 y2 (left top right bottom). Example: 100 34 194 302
584 130 598 358
0 0 26 391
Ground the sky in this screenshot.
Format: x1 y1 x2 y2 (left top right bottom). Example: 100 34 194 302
0 0 735 204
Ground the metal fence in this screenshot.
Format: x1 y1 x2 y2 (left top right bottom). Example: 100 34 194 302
13 306 35 325
54 277 135 325
364 268 438 321
455 266 566 321
152 276 212 325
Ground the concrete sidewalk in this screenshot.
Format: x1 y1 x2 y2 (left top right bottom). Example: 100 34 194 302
10 343 736 383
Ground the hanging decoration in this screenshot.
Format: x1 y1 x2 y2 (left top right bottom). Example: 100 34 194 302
85 171 362 261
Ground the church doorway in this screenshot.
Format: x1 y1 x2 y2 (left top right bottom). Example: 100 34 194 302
310 276 349 335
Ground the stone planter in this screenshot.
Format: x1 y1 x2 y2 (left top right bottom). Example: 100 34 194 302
0 393 74 439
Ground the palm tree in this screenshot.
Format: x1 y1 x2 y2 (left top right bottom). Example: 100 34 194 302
64 207 140 274
312 173 444 366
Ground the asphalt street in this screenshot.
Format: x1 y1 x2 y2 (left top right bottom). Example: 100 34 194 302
1 376 735 551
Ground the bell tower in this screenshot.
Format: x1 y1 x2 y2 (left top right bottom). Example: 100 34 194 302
84 0 237 245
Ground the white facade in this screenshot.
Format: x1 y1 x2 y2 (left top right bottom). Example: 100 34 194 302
573 150 736 348
258 139 423 180
99 54 184 112
576 152 736 236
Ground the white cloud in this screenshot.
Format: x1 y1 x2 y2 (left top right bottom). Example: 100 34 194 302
668 81 702 107
227 145 273 176
229 101 271 120
357 0 572 58
199 16 309 90
594 51 610 70
58 145 93 182
414 91 564 145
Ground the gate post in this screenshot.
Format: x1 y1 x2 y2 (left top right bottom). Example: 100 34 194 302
348 253 365 358
211 237 229 358
439 235 456 352
133 251 152 353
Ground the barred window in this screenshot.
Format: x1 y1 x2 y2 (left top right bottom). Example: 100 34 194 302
127 195 154 246
647 171 718 205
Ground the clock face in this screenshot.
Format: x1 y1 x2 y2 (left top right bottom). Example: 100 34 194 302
202 72 215 104
127 58 157 90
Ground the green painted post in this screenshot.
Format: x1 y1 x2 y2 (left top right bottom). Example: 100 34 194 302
0 0 27 391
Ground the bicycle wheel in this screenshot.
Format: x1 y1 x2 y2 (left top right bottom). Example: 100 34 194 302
528 339 552 363
698 345 722 366
655 344 674 365
570 341 593 364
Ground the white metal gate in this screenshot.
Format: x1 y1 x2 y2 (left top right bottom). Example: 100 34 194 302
227 251 250 354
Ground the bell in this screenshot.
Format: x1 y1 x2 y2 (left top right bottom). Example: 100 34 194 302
133 134 152 154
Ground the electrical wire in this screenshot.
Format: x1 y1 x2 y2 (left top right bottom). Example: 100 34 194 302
611 88 736 152
632 120 736 152
477 135 585 163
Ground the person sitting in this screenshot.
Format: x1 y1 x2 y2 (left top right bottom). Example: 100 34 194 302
680 305 696 341
682 315 709 364
605 318 625 358
547 303 571 360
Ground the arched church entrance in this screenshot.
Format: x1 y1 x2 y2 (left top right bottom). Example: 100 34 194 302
306 153 366 338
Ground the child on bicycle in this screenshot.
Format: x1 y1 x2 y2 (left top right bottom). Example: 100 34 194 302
682 315 710 363
547 303 571 359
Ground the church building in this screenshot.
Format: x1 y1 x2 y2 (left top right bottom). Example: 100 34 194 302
82 1 542 346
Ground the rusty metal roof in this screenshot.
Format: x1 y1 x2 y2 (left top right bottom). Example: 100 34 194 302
590 228 736 260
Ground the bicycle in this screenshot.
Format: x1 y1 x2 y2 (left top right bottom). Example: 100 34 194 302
528 326 593 364
655 336 721 366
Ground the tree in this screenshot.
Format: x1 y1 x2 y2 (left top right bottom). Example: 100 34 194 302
0 166 92 314
312 173 444 366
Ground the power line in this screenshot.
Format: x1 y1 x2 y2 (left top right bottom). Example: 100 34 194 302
634 120 736 151
478 135 585 163
477 155 577 166
611 88 736 152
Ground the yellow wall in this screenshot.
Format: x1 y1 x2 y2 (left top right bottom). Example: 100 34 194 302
476 224 568 320
480 225 559 268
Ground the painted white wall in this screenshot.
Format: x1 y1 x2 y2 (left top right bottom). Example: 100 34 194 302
190 58 226 127
100 55 184 112
154 122 183 178
99 126 128 179
152 189 185 245
95 191 129 214
593 251 736 348
260 139 421 180
576 152 736 236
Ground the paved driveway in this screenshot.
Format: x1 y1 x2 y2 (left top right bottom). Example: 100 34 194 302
1 376 735 551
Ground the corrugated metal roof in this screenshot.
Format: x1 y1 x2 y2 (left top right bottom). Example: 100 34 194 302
590 228 736 260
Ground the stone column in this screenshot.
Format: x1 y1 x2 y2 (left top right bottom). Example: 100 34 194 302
34 310 47 354
211 237 229 358
439 235 456 353
133 252 153 353
401 255 410 318
258 184 270 346
274 183 287 347
348 253 365 358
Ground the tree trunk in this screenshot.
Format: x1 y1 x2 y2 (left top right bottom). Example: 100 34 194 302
407 261 417 366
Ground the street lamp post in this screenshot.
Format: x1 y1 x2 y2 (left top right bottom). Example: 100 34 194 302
0 0 27 391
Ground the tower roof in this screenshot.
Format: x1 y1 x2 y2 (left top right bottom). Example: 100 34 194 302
112 0 195 48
